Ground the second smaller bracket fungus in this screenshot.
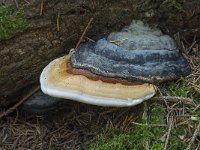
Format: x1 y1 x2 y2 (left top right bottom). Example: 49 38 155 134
40 55 156 107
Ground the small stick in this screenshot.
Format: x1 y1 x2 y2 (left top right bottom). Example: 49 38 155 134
132 121 167 127
85 37 95 42
0 86 40 119
164 117 173 150
14 108 19 124
152 96 195 105
109 38 128 44
24 0 30 4
40 0 44 16
14 0 19 9
75 18 93 49
195 142 200 150
186 121 200 150
192 104 200 113
57 12 60 31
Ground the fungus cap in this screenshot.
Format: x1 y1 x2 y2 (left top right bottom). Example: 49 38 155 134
40 55 156 107
70 20 190 84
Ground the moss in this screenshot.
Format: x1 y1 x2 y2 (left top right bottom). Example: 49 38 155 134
167 80 200 103
0 72 8 81
129 103 166 150
89 103 166 150
194 108 200 119
168 81 191 97
89 134 132 150
195 80 200 103
89 102 197 150
0 5 27 40
168 126 195 149
169 126 188 149
167 0 184 12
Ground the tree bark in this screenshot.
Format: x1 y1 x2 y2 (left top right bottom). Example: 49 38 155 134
0 0 200 106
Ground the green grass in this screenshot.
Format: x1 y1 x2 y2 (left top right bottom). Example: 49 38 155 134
0 5 27 40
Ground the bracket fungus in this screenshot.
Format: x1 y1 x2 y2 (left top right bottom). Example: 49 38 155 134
40 20 190 107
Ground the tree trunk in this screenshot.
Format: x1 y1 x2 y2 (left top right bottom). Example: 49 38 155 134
0 0 200 106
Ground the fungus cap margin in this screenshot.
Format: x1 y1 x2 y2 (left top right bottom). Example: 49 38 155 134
40 55 156 107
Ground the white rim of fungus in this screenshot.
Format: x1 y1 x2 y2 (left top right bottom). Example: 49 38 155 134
40 57 156 107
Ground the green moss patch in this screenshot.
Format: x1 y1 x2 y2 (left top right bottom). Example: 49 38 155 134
167 80 200 103
89 103 194 150
167 0 184 12
0 72 8 81
0 5 27 40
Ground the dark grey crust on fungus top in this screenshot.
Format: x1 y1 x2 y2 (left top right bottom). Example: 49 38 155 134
70 20 191 83
70 39 190 83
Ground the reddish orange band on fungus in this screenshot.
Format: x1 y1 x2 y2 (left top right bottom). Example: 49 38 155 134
66 60 143 85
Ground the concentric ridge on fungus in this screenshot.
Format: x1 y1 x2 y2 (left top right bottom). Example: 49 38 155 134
69 20 191 83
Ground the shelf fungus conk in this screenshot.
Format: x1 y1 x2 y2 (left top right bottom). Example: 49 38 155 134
40 20 190 107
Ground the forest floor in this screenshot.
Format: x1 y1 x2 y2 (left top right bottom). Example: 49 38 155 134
0 2 200 149
0 34 200 150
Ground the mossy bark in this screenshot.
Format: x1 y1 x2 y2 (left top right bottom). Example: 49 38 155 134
0 0 200 106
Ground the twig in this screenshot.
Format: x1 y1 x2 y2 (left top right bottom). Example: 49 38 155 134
75 18 93 49
0 86 40 119
192 104 200 113
145 140 149 150
57 12 60 31
85 37 95 42
186 121 200 150
195 142 200 150
152 96 195 105
23 0 30 4
14 0 19 9
14 108 19 124
164 117 173 150
187 40 196 54
132 121 167 127
189 82 200 94
40 0 44 16
109 38 128 44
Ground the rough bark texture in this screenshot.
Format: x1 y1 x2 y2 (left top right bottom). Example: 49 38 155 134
0 0 200 106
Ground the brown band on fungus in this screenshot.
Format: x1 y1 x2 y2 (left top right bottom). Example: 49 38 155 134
66 60 143 86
